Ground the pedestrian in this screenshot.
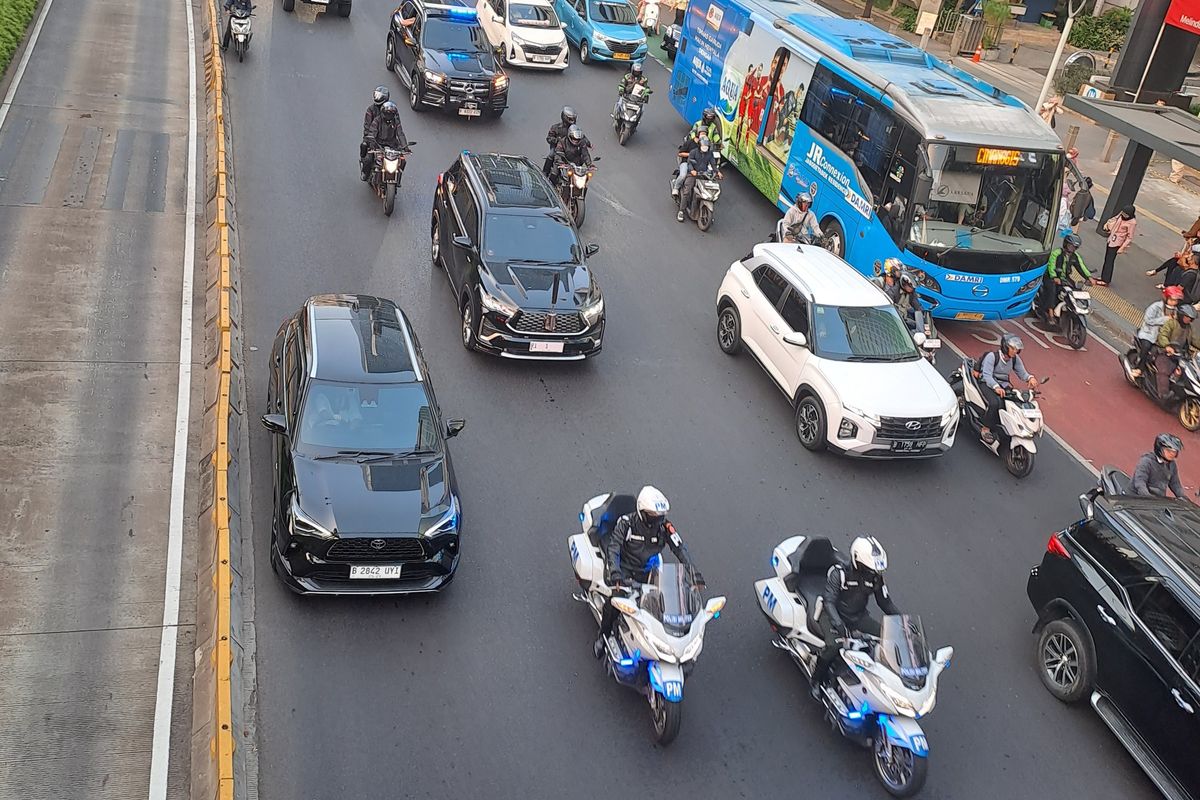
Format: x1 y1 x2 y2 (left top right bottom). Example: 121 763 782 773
1182 212 1200 245
1099 204 1137 286
1039 96 1063 129
1146 244 1199 289
1068 176 1093 234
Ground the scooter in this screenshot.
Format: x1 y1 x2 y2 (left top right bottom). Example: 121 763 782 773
639 0 660 34
230 6 255 62
1119 344 1200 430
1033 280 1091 350
910 307 940 366
367 142 415 217
569 492 725 746
672 161 722 232
558 157 599 228
754 536 952 798
612 83 649 146
950 357 1047 478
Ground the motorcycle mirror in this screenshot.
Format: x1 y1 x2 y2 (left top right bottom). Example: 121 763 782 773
260 413 287 434
584 243 600 257
445 418 466 438
452 235 473 249
934 646 953 667
611 597 638 615
782 332 807 348
704 596 726 614
913 332 927 346
1038 376 1051 386
592 155 602 162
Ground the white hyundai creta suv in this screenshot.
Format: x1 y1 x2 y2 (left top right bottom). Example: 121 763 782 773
715 243 957 458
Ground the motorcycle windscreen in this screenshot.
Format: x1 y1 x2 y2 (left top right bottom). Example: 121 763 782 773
875 615 931 690
639 562 703 636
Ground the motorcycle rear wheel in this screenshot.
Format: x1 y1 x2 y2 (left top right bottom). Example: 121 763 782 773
1179 397 1200 431
649 692 681 746
873 740 927 798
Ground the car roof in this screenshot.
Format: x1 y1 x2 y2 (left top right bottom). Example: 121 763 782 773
463 152 559 210
752 243 890 306
1098 495 1200 602
304 294 423 384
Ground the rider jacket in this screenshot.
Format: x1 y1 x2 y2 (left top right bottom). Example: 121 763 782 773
1046 247 1092 283
979 350 1031 390
554 137 594 171
1131 452 1185 499
1156 317 1200 352
686 148 718 176
821 557 899 631
782 205 820 239
363 104 382 141
546 121 571 150
365 115 408 152
617 75 650 98
604 514 692 581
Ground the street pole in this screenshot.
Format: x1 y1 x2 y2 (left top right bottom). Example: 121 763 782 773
1133 21 1167 101
1035 13 1075 110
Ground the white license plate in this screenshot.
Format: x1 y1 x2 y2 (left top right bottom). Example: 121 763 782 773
349 564 403 579
530 54 554 63
530 341 565 353
458 106 481 117
925 338 942 349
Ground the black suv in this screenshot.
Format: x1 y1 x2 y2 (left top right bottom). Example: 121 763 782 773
386 0 509 118
260 295 466 595
431 151 605 360
1027 467 1200 799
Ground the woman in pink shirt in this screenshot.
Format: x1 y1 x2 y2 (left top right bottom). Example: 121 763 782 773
1099 204 1137 286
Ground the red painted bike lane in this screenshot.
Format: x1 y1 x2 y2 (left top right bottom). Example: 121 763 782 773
938 318 1200 492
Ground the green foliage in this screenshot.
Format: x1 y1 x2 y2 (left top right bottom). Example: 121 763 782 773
874 0 893 9
1054 61 1106 96
1067 7 1131 51
893 4 918 32
0 0 38 78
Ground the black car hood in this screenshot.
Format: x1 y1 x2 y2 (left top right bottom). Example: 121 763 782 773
293 454 450 536
493 263 593 311
424 48 497 79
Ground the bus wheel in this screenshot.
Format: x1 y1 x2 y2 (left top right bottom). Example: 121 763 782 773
820 218 845 258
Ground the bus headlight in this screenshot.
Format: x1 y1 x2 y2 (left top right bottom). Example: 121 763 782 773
908 269 942 294
1016 276 1043 295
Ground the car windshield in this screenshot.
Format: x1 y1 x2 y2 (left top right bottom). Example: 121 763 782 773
908 144 1063 255
423 18 490 53
510 2 559 26
875 615 931 690
483 213 580 263
637 563 703 637
811 304 919 362
589 0 637 24
297 381 438 453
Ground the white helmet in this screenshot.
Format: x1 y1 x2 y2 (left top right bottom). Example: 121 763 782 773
636 485 670 526
850 536 888 574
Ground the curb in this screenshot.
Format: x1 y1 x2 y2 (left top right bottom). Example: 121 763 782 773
191 2 249 799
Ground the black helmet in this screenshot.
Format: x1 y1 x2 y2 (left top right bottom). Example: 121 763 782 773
698 135 711 150
631 62 643 77
567 124 584 144
1181 304 1198 322
1155 432 1184 458
702 107 717 124
561 106 577 126
380 101 399 121
1063 233 1081 250
1000 333 1023 355
899 272 916 292
373 86 390 105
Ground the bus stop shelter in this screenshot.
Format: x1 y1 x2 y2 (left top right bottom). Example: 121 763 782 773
1063 95 1200 230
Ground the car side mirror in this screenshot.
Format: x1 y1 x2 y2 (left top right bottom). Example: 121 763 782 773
261 413 287 434
445 418 466 438
584 243 600 257
913 331 927 346
782 332 807 348
934 646 953 667
452 235 473 249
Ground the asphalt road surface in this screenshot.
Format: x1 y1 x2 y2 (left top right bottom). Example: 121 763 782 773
227 4 1159 797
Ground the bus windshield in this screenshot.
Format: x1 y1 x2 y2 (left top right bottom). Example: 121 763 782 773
908 144 1062 256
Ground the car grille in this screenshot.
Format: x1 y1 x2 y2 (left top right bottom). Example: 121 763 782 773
448 78 491 96
607 39 640 54
327 537 426 562
510 310 585 335
521 42 562 56
877 416 942 440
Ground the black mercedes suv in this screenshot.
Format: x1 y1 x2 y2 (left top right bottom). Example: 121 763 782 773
431 151 605 360
260 295 466 595
1027 467 1200 800
386 0 509 118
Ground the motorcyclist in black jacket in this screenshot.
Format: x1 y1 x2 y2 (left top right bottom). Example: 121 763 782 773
811 536 900 697
360 86 390 181
676 135 720 222
594 486 704 658
543 106 578 176
220 0 253 51
553 125 594 190
364 102 409 187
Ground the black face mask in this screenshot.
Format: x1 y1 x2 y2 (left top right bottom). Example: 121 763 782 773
639 512 664 530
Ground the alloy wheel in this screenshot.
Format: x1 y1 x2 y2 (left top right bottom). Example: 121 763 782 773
1042 631 1079 690
796 403 819 444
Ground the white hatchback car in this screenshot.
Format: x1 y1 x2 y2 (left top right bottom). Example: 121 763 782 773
715 243 957 458
478 0 569 69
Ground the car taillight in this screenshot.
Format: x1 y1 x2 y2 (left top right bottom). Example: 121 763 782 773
1046 532 1070 559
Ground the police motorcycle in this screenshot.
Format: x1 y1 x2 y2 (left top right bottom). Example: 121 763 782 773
613 82 649 146
569 492 726 746
368 141 416 217
1119 342 1200 431
754 536 952 797
949 358 1047 478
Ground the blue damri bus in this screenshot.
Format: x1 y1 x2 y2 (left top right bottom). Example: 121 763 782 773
668 0 1070 320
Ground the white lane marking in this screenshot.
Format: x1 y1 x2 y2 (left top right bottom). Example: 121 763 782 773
148 0 197 794
0 0 57 132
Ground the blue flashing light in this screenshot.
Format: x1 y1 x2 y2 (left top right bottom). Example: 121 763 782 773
771 554 779 568
580 512 586 523
619 657 635 667
712 611 720 619
846 710 862 720
445 6 477 19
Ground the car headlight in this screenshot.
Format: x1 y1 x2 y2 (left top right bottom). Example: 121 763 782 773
581 295 604 326
289 495 335 540
509 33 530 48
646 632 678 663
492 73 508 89
842 404 881 427
878 682 917 717
680 636 703 662
423 496 460 537
423 69 446 84
479 284 519 316
941 406 958 426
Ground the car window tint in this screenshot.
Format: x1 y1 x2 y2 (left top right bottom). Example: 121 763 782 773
1072 521 1155 591
1135 582 1200 661
1070 548 1133 627
1181 638 1200 684
453 184 479 236
298 381 433 452
753 266 787 308
780 289 809 334
284 326 302 428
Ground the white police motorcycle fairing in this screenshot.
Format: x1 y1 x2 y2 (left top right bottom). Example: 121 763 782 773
569 492 725 746
754 536 952 798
